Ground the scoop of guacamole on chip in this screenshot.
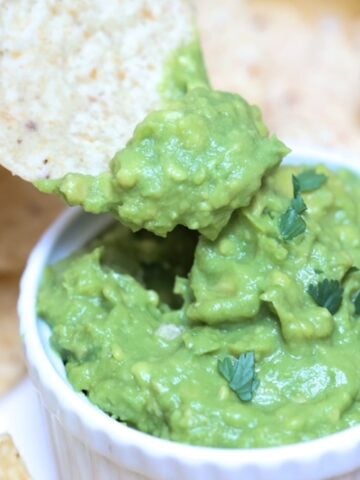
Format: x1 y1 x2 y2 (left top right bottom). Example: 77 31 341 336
37 37 288 240
39 85 287 240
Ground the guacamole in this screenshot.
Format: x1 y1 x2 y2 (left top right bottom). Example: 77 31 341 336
38 43 288 240
38 165 360 448
35 36 360 449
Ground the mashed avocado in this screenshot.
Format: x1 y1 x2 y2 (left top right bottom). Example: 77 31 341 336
35 33 360 450
38 165 360 448
38 43 288 240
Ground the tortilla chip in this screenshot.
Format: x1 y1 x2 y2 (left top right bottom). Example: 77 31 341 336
0 275 25 396
195 0 360 157
0 166 63 275
0 0 195 181
0 434 30 480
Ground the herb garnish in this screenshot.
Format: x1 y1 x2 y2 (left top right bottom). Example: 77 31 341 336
279 208 306 241
218 352 259 402
308 279 344 315
279 175 307 241
292 176 307 212
296 169 327 192
279 169 327 241
354 291 360 315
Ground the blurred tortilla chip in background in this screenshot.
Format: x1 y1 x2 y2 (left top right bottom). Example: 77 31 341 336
195 0 360 157
0 434 30 479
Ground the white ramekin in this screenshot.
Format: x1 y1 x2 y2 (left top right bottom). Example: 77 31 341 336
19 151 360 480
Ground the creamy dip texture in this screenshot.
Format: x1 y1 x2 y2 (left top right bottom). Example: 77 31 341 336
37 43 360 448
38 43 287 240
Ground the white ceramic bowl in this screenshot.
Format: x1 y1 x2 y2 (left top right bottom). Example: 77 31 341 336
19 151 360 480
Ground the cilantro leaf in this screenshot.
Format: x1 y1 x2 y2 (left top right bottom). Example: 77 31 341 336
354 291 360 315
292 175 301 198
279 175 307 241
218 352 259 402
279 207 306 241
291 176 307 214
297 169 327 192
291 193 307 215
308 279 343 315
218 356 235 382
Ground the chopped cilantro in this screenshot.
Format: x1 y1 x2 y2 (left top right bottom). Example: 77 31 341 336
279 208 306 241
218 352 259 402
279 169 328 241
292 175 301 198
297 169 327 192
308 279 343 315
354 291 360 315
291 176 307 213
279 175 307 241
292 199 306 218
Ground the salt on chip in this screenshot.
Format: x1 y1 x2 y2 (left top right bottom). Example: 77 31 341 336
0 434 30 480
0 0 195 181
